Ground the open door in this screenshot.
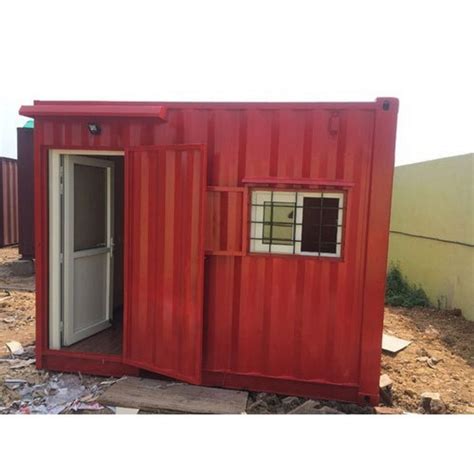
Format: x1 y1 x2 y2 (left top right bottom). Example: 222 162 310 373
123 145 207 384
63 155 115 346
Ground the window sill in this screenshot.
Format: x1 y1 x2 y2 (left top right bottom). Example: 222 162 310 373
246 251 344 262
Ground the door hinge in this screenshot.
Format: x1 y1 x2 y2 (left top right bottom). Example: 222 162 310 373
60 253 64 264
59 165 64 194
110 237 114 258
60 320 64 333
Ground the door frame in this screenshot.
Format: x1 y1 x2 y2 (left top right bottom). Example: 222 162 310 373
48 149 124 350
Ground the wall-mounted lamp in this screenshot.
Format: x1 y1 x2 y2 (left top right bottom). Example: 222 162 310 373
87 123 101 135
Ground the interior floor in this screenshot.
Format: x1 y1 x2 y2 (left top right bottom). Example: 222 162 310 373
62 321 123 355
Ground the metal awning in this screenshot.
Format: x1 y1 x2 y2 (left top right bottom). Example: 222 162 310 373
19 104 167 121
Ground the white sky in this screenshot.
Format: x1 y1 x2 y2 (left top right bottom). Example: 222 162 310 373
0 0 472 165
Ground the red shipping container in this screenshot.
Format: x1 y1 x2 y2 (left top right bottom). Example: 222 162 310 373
20 98 398 405
0 157 19 247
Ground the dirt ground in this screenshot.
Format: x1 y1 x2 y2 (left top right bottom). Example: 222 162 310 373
0 247 35 358
0 245 473 414
382 306 473 413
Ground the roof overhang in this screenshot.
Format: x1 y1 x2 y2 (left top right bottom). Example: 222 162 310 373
18 104 167 121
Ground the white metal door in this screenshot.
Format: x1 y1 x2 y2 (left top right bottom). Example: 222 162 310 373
62 155 114 346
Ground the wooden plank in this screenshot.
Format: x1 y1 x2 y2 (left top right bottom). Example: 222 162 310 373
382 333 411 354
98 377 248 414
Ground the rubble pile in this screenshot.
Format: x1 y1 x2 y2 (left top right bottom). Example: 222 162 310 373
0 341 118 414
246 392 374 414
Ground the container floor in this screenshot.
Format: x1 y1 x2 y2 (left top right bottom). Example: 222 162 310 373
62 322 122 355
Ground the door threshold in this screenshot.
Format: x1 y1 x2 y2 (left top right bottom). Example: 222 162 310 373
43 348 123 362
41 351 139 378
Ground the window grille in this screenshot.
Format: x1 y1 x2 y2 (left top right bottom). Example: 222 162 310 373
250 190 344 257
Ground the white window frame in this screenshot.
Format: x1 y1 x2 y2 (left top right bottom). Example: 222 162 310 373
250 189 344 258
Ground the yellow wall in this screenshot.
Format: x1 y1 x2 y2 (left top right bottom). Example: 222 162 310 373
388 153 474 320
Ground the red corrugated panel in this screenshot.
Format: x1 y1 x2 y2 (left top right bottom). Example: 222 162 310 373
0 157 19 247
205 187 245 256
202 109 374 384
123 145 207 384
26 98 398 404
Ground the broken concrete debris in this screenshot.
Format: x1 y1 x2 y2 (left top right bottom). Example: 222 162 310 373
257 392 280 408
426 357 442 369
3 342 36 360
247 399 269 414
420 392 446 414
288 400 344 414
289 401 330 414
416 355 442 369
247 391 375 414
382 333 412 354
379 374 393 389
281 396 301 412
288 400 320 414
5 340 25 356
379 374 394 406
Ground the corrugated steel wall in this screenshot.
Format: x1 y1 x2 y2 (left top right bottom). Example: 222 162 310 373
124 146 206 384
0 157 19 247
31 99 397 403
17 128 35 258
200 108 375 385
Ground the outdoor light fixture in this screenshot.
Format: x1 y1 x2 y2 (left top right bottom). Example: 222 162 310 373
87 123 101 135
